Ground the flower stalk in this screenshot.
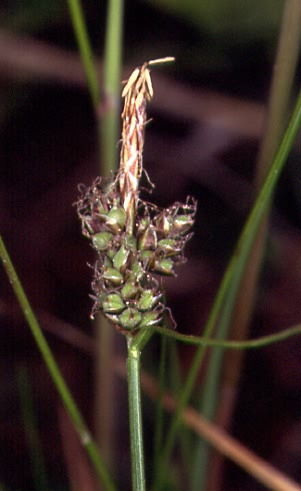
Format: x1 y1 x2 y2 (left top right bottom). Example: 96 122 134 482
127 342 146 491
77 57 196 491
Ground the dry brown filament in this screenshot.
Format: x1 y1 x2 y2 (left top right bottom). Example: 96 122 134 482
119 57 175 231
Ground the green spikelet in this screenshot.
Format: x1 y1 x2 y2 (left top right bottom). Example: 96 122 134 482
77 59 196 336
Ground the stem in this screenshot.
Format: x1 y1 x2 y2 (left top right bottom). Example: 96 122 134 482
190 272 246 491
150 324 301 349
101 0 124 175
66 0 99 111
94 0 123 469
127 340 146 491
0 236 116 491
66 0 103 167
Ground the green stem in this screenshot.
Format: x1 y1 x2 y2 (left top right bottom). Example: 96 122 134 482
93 0 123 469
153 87 301 491
127 340 146 491
132 327 155 352
101 0 124 175
0 236 116 491
190 262 243 491
151 324 301 349
66 0 100 111
66 0 103 166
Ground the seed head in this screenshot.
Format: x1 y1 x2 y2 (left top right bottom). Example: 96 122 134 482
77 58 196 336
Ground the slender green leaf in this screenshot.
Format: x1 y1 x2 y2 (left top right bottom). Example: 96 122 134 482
152 86 301 491
0 236 116 491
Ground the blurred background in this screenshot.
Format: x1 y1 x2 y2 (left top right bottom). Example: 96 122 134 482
1 0 301 490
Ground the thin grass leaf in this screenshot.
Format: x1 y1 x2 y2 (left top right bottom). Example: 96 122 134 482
101 0 124 175
152 86 301 491
0 236 116 491
149 324 301 349
192 2 301 487
66 0 99 111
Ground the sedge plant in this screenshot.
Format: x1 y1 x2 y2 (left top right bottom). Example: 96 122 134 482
2 56 301 491
76 57 196 491
2 2 301 491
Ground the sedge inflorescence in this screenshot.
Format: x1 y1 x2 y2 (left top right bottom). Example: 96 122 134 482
77 58 196 335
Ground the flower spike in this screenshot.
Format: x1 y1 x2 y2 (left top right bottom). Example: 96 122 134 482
77 58 196 336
